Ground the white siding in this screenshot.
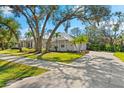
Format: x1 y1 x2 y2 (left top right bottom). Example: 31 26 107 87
20 37 87 52
49 40 87 52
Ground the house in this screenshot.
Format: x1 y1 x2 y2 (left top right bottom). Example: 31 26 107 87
20 32 87 52
20 37 34 48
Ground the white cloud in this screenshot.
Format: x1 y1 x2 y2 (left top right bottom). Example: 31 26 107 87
0 6 13 15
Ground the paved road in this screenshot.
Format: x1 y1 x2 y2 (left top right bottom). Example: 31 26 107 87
0 51 124 88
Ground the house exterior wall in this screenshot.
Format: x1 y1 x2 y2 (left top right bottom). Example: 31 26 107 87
20 37 87 52
49 40 87 52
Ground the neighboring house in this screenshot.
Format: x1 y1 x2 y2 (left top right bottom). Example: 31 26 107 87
20 32 87 52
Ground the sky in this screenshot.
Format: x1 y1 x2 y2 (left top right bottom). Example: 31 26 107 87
1 5 124 37
111 5 124 13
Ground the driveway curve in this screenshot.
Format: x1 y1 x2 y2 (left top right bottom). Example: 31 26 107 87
0 51 124 88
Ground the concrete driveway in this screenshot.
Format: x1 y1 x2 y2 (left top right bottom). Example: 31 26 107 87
0 51 124 88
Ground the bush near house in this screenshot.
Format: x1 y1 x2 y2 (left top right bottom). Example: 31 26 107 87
114 52 124 62
88 44 124 52
0 60 48 87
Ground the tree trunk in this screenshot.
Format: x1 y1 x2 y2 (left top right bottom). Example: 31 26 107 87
33 38 40 53
35 18 41 53
18 43 22 52
45 21 64 53
40 11 52 53
38 39 41 53
45 39 51 53
1 42 4 50
17 39 23 52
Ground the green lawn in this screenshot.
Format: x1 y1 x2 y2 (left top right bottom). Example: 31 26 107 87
41 52 82 63
114 52 124 62
0 49 83 63
0 60 48 87
0 48 37 59
0 48 35 55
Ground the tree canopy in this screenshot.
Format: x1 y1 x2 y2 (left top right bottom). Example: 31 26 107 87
1 5 123 53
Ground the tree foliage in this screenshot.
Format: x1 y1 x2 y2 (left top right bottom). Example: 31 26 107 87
0 11 20 50
2 5 122 53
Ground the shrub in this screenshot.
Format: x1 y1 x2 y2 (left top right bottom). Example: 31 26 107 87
88 43 124 52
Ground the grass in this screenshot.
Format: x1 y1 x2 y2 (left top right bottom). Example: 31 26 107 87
0 48 37 59
41 52 82 63
114 52 124 62
0 48 35 55
0 60 48 87
0 48 83 63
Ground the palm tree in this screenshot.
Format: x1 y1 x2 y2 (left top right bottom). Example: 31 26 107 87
25 30 33 48
54 32 61 51
0 14 21 51
72 35 88 52
0 29 9 50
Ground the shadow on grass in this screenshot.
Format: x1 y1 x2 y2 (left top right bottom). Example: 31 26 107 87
0 60 48 87
0 62 13 72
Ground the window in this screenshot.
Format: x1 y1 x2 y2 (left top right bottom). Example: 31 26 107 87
61 45 64 48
